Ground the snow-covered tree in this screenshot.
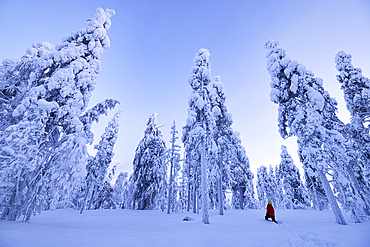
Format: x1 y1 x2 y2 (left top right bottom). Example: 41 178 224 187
80 110 121 213
166 121 181 214
182 49 216 224
335 51 370 216
277 145 310 209
0 8 116 222
91 164 117 210
257 164 281 209
50 99 119 210
207 76 246 212
264 40 347 224
320 87 368 221
181 150 195 212
93 181 115 210
274 165 285 209
256 165 268 208
207 76 228 213
266 165 279 206
113 171 129 209
204 75 256 212
176 175 188 212
229 132 256 210
128 113 167 210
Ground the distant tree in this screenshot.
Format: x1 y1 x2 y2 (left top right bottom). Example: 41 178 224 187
257 164 281 209
53 99 119 211
128 113 167 210
256 165 268 208
166 121 181 214
229 132 256 210
266 165 279 206
113 171 129 209
180 150 194 212
277 145 310 209
80 110 121 213
0 8 116 222
93 181 116 210
177 174 188 212
91 164 117 210
274 165 284 209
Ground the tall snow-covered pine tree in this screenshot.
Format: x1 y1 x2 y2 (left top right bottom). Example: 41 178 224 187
128 113 167 210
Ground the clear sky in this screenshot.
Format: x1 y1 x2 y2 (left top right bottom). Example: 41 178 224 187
1 0 369 180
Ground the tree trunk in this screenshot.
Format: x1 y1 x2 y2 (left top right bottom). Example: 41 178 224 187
24 185 42 222
197 187 200 214
218 176 223 215
167 158 173 214
140 180 146 210
238 183 244 210
3 186 16 221
187 180 191 212
140 195 145 210
201 137 209 224
79 183 91 214
6 169 23 221
347 160 370 215
309 175 322 211
318 169 346 225
87 185 96 210
193 184 197 214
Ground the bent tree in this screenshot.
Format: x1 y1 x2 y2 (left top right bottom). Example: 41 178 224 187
264 40 347 225
0 8 116 222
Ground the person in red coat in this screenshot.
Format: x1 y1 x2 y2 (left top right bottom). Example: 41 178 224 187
265 201 277 223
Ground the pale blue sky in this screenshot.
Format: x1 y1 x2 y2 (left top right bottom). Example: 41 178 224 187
1 0 369 179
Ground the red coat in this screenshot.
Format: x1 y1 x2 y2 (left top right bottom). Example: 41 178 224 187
266 204 275 216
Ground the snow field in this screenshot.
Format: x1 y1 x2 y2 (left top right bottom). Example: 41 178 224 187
1 209 369 247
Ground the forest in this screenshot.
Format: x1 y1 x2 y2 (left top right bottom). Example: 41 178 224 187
0 7 369 229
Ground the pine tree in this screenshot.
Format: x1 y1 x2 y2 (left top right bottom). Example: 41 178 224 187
0 8 116 222
93 181 116 210
113 171 129 209
91 164 117 210
50 99 119 211
166 121 181 214
80 110 121 213
229 132 256 210
177 174 188 212
208 76 228 213
264 40 347 224
277 145 310 209
320 87 368 221
256 165 268 208
128 113 167 210
182 49 216 224
266 165 279 206
335 51 370 217
208 76 255 213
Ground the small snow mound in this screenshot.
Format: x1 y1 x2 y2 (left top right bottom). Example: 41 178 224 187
282 232 340 247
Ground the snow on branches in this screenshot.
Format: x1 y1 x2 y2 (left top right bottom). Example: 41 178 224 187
0 8 117 221
128 113 167 210
264 39 348 225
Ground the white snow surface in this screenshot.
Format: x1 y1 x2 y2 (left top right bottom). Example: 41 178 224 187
1 209 369 247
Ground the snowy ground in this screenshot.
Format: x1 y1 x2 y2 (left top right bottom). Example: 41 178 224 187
0 209 369 247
